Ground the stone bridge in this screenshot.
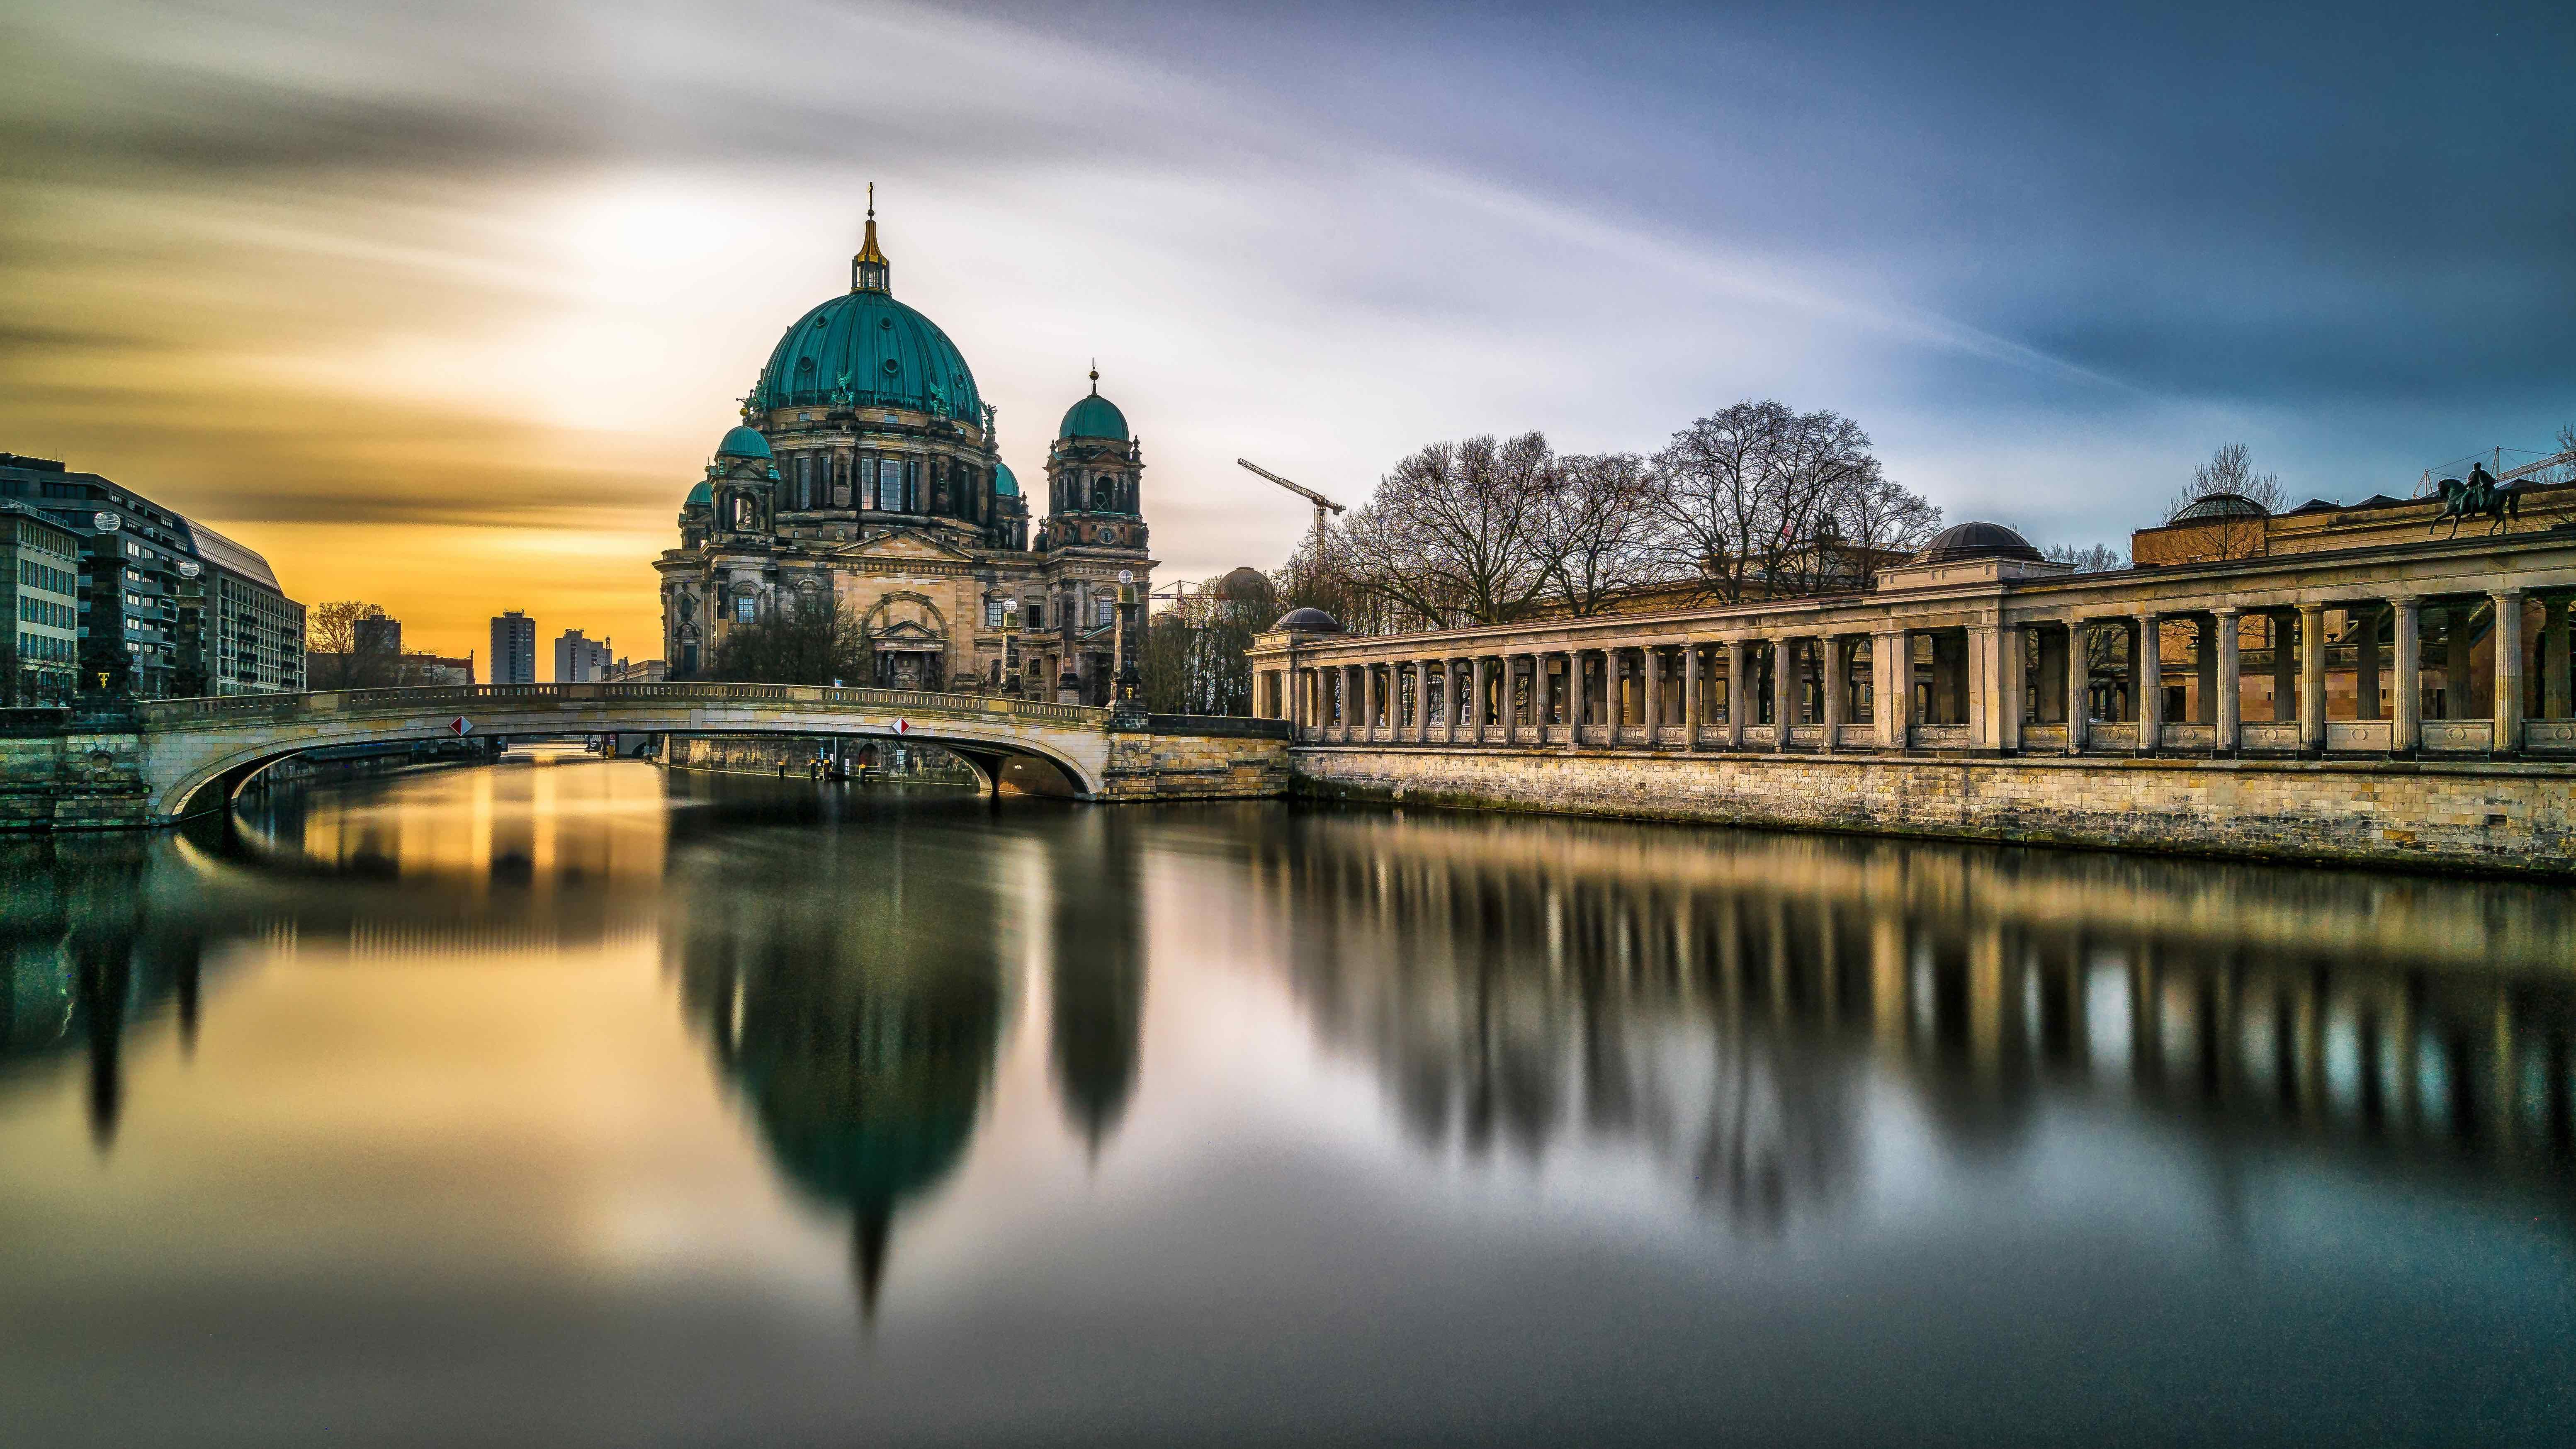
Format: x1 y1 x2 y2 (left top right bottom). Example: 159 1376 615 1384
0 682 1292 830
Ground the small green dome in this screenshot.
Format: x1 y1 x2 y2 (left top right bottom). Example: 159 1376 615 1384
1057 391 1128 442
685 480 712 507
717 425 772 459
994 461 1020 497
752 289 982 425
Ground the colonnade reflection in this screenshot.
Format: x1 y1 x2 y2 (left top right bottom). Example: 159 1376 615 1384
1253 812 2576 1228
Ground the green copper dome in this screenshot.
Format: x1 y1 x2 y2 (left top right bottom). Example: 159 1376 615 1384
994 461 1020 497
717 425 772 459
685 480 712 507
1057 389 1128 442
751 290 983 425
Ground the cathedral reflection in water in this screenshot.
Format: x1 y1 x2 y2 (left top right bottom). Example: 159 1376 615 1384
661 794 1147 1311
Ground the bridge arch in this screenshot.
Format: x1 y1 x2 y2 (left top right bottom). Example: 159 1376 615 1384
141 684 1114 822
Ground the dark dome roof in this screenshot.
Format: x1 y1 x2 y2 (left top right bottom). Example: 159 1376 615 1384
1271 606 1342 633
1212 566 1274 602
715 424 772 459
1914 521 2043 564
2171 491 2269 522
993 461 1020 497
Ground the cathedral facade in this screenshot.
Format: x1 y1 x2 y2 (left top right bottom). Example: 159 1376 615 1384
656 208 1153 702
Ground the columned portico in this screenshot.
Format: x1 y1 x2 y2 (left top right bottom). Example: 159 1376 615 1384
1256 513 2576 766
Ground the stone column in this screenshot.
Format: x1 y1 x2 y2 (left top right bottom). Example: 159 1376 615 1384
1643 645 1663 737
2066 620 2089 755
2545 595 2571 720
1772 637 1795 749
1724 640 1749 749
2392 598 2421 754
1466 656 1485 738
1684 642 1704 746
1409 660 1426 743
1561 651 1581 750
1873 632 1906 749
2213 606 2241 754
1821 635 1846 748
2494 588 2525 753
2298 605 2326 752
2137 615 2164 750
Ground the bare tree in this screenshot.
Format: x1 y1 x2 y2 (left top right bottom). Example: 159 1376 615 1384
1647 399 1791 603
1538 451 1660 615
1336 433 1558 627
709 586 869 685
305 601 408 689
1648 401 1930 601
2044 542 2127 573
1825 470 1943 571
2166 441 2286 520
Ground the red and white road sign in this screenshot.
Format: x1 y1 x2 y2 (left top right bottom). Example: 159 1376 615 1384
894 718 911 735
450 716 474 736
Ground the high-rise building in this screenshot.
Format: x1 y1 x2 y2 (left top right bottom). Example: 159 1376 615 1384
491 611 536 684
353 613 401 656
0 451 304 698
554 629 612 684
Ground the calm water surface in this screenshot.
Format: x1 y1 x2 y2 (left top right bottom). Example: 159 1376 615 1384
4 749 2573 1446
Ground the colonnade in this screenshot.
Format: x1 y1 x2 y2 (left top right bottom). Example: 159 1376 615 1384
1270 586 2576 758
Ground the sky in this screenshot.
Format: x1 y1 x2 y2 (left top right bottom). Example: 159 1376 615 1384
2 0 2570 667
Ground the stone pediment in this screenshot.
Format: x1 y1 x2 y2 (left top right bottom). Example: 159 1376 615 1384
835 530 977 563
875 618 943 642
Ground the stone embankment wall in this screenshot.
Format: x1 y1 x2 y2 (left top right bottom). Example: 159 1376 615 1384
2 707 148 831
1293 746 2576 875
1101 717 1292 801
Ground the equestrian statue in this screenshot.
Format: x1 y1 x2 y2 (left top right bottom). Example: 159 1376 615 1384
2430 462 2521 537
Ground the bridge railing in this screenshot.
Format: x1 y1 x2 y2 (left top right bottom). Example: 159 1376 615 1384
139 682 1113 729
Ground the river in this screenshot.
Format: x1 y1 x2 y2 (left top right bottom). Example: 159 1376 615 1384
3 748 2571 1446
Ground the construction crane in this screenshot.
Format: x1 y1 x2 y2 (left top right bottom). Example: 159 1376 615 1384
1237 458 1346 560
2416 445 2576 496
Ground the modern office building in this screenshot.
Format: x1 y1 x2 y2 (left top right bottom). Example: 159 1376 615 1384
3 500 83 703
0 451 304 698
554 628 612 683
491 611 537 684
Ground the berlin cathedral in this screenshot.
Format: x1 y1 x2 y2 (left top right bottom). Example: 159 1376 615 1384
658 203 1153 700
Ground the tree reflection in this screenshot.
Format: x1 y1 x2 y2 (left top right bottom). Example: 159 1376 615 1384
1263 812 2576 1231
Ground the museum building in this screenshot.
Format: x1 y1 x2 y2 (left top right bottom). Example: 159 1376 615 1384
655 206 1153 701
